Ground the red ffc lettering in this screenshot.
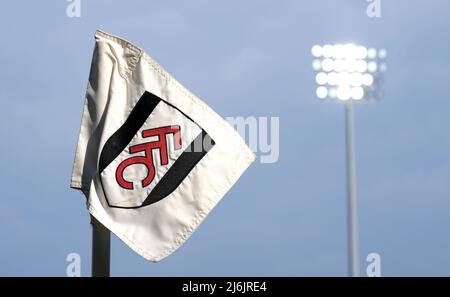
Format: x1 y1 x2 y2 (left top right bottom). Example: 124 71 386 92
116 125 182 190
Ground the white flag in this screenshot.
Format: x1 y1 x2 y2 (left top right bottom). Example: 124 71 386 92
70 30 255 262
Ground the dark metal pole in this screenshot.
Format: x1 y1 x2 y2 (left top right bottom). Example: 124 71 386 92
91 216 110 277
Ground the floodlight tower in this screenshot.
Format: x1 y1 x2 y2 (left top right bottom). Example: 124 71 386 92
311 43 386 277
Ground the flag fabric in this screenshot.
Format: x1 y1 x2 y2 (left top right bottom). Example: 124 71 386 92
70 30 255 262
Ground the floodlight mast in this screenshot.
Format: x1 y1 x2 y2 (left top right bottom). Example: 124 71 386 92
311 43 386 277
345 100 359 277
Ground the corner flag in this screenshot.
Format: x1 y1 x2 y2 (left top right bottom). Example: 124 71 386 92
70 30 255 261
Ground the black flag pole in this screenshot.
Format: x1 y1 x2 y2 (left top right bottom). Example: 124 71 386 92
91 216 110 277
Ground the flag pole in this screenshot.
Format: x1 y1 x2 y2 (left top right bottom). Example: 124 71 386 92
91 216 111 277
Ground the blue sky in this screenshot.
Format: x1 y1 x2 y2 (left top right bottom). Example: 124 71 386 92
0 0 449 276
